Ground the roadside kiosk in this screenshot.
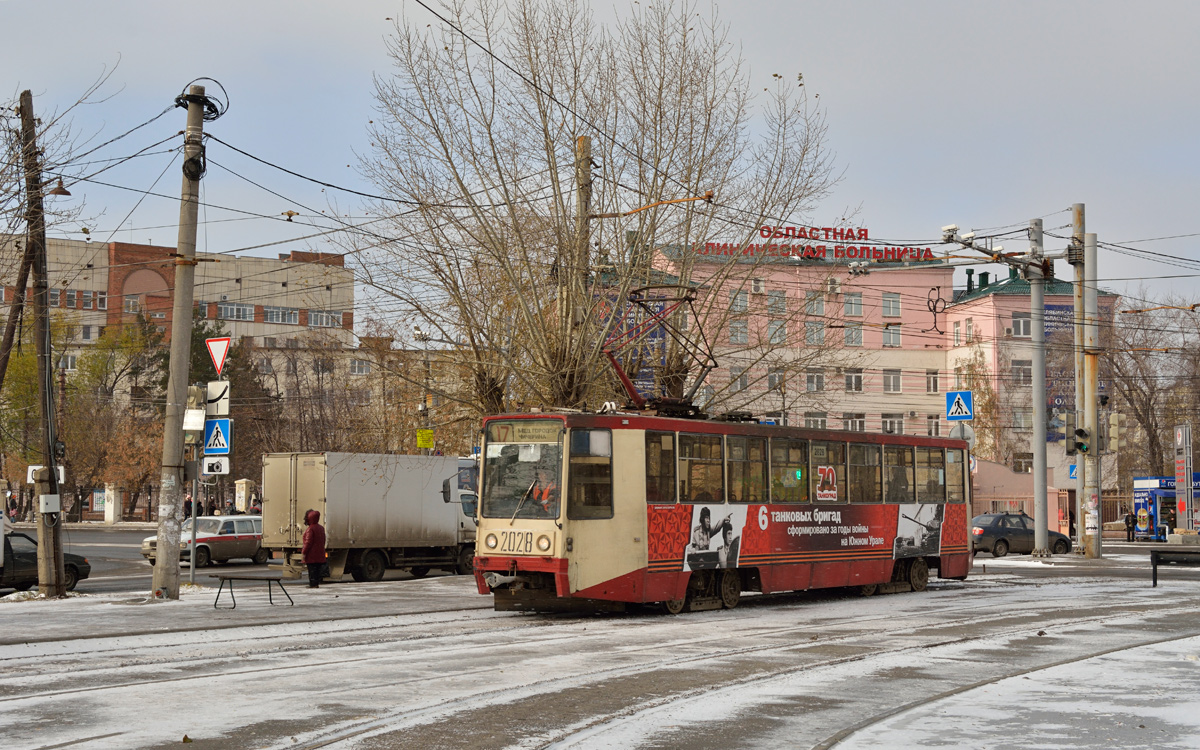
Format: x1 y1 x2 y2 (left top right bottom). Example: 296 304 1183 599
1132 474 1198 541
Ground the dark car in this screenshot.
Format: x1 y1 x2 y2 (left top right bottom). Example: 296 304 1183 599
2 532 92 591
972 513 1072 557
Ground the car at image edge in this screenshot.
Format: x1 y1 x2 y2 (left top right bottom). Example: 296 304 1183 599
2 532 91 591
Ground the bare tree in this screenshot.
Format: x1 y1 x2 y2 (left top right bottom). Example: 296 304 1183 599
358 0 836 415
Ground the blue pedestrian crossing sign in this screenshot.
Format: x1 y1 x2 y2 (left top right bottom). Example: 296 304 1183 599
946 391 974 421
203 418 232 455
1069 464 1078 480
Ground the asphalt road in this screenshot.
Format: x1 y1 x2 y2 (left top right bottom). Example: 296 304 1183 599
10 525 449 594
4 552 1200 750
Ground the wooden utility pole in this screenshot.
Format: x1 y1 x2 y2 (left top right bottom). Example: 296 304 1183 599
151 85 206 599
18 90 65 596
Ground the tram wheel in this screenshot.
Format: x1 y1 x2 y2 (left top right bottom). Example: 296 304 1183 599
719 569 741 609
662 596 688 615
908 558 929 592
859 583 879 597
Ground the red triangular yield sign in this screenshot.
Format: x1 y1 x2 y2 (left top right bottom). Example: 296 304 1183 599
206 337 232 376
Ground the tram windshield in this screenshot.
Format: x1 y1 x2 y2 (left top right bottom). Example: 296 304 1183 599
482 420 564 519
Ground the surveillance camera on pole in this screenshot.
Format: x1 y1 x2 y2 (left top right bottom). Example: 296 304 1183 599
959 231 975 243
941 224 958 242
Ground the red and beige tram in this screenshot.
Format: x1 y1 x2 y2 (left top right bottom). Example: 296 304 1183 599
473 412 971 613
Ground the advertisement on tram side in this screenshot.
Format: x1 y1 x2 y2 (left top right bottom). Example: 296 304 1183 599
649 503 962 573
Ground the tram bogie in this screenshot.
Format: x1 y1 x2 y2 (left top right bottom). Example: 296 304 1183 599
474 413 971 613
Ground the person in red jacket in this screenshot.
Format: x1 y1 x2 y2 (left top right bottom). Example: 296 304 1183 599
301 509 327 588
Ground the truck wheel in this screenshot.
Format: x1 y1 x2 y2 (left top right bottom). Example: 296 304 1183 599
349 567 367 582
455 546 475 575
409 566 430 579
360 550 386 582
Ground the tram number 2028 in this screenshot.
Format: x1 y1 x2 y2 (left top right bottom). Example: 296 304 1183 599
500 531 535 554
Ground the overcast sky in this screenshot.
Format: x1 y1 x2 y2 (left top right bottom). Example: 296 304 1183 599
4 0 1199 303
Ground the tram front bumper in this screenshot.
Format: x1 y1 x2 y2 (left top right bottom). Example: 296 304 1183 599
474 556 569 596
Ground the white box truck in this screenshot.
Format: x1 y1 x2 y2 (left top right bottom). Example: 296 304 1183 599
261 453 477 581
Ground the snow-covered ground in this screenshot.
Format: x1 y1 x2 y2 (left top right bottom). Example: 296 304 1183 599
2 569 1199 749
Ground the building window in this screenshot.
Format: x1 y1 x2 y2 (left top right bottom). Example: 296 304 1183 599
767 320 786 345
1013 453 1033 474
767 367 785 391
1013 407 1034 431
81 290 93 309
805 412 828 429
882 324 901 348
50 289 61 307
308 309 343 328
1012 311 1031 338
844 322 863 347
65 289 76 308
218 302 254 321
953 321 961 346
844 292 863 317
730 290 748 313
730 367 748 393
1012 359 1033 387
195 300 208 319
123 296 139 314
926 415 941 436
696 384 715 407
805 321 824 345
258 358 274 375
955 367 965 391
843 413 866 432
926 369 939 393
965 318 974 343
882 292 901 317
97 291 107 311
845 368 863 392
881 413 905 435
81 325 92 341
767 289 786 315
264 306 299 324
312 357 335 375
806 368 824 392
57 354 77 371
350 359 371 375
805 290 824 316
883 369 902 393
729 320 749 345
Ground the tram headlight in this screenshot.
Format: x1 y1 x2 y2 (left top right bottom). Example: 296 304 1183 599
485 533 499 550
537 534 552 552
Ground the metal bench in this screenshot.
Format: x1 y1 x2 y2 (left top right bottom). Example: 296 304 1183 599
209 573 293 609
1150 549 1200 587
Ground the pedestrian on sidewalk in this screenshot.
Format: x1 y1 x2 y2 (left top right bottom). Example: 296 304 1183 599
302 509 327 588
1124 507 1136 542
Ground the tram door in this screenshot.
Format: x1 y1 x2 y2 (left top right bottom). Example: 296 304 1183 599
566 428 648 594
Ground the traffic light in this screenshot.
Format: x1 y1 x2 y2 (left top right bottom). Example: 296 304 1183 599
1098 417 1109 454
1110 413 1129 450
186 385 206 411
1074 426 1091 454
1065 411 1078 456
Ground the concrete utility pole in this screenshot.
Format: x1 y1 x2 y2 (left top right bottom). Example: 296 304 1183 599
18 90 65 596
1083 232 1103 558
1029 219 1050 556
152 85 206 599
1069 204 1085 550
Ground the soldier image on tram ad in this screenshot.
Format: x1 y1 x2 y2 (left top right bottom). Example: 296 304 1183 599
895 504 945 558
685 505 746 571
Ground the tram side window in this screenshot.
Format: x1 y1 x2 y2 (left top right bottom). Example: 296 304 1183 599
680 434 723 503
770 438 809 503
567 429 614 519
848 444 882 503
727 436 767 503
646 431 676 504
946 449 966 503
884 445 915 503
811 441 847 503
916 447 946 503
